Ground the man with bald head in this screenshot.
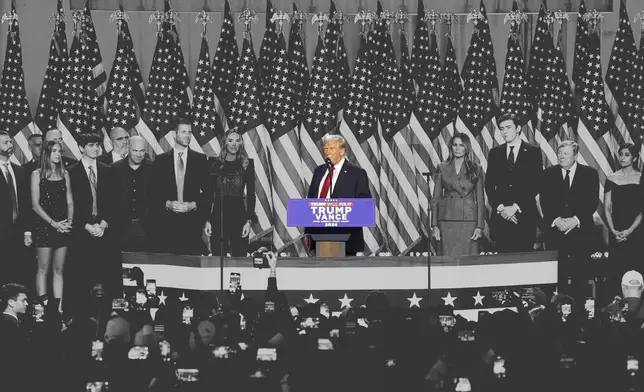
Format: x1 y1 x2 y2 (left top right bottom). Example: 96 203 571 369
44 129 76 168
99 127 130 165
111 135 153 252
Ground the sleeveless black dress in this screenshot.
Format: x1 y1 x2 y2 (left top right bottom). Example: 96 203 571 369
34 178 70 248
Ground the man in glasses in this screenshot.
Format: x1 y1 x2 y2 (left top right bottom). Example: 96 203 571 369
98 127 130 165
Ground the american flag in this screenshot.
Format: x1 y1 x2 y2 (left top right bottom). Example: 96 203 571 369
409 5 444 238
525 1 548 118
575 30 615 208
258 0 278 124
81 0 107 99
108 8 163 157
339 33 383 255
572 0 588 92
498 23 531 125
605 0 637 150
211 0 239 131
35 0 67 136
263 15 307 252
374 12 422 255
534 30 574 167
228 36 274 240
455 0 499 172
0 1 36 165
326 1 350 116
57 17 107 160
299 34 331 188
105 22 139 132
621 31 644 153
192 34 224 158
119 6 145 112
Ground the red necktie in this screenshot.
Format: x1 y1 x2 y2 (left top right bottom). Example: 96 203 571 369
319 165 334 198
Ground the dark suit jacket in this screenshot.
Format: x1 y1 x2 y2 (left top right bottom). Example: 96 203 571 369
485 141 542 249
305 160 371 254
540 163 599 247
0 162 28 237
111 158 153 231
431 161 485 228
150 148 211 230
68 160 113 231
97 152 115 165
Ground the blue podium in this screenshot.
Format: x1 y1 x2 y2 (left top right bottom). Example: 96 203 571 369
287 198 377 257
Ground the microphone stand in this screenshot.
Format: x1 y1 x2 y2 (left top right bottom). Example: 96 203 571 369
327 161 334 198
211 170 236 294
422 172 432 303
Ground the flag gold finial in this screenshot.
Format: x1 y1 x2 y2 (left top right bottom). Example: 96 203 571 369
2 8 18 36
504 9 526 41
553 10 569 48
634 10 644 32
378 9 395 31
441 12 457 39
333 9 349 34
394 10 410 38
195 10 212 38
424 9 439 34
49 8 65 34
238 9 258 34
109 9 130 33
270 10 290 34
311 12 329 35
354 10 376 35
583 9 603 35
292 10 307 28
71 9 87 40
149 10 164 36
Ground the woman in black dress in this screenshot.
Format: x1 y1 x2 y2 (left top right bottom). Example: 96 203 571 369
31 141 73 310
604 143 641 278
204 129 256 256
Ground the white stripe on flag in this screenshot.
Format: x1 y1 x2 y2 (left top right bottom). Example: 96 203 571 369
456 117 488 172
56 116 82 160
134 119 164 154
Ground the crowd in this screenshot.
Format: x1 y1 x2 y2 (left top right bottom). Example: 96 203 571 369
3 253 644 392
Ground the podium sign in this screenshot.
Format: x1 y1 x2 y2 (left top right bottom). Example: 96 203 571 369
287 198 377 228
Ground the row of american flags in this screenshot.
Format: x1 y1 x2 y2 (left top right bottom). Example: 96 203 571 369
0 0 640 255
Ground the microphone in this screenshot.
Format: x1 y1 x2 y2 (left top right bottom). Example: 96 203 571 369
325 158 332 169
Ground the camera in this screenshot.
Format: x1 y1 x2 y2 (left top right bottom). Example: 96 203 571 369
439 315 456 331
584 298 595 319
160 340 171 360
33 303 44 323
229 272 241 292
111 297 128 311
86 381 108 392
253 247 270 269
146 279 157 298
493 356 506 378
213 345 235 359
128 346 150 360
257 348 277 361
175 369 199 383
91 340 104 361
318 338 334 351
182 306 194 325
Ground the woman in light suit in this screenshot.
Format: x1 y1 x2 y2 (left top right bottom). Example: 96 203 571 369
431 133 485 256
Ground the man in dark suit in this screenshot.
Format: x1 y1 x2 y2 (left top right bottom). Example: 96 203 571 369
68 133 117 305
304 134 371 256
485 113 543 253
150 118 210 255
21 133 43 175
98 126 130 165
0 131 31 287
540 140 599 294
111 136 153 252
0 283 29 381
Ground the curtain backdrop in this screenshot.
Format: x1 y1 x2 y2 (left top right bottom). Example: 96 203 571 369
5 0 637 119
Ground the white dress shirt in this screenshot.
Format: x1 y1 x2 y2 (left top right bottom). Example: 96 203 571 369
561 161 578 188
81 157 98 182
505 138 522 162
0 160 17 201
552 161 580 230
317 157 345 199
112 151 126 163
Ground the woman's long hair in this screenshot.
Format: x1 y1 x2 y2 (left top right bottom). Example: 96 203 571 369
445 133 479 179
39 140 65 180
219 128 249 170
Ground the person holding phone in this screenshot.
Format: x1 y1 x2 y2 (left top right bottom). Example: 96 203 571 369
31 140 73 311
204 128 256 256
431 133 485 256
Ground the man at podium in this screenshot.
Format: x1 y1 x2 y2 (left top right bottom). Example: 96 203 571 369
303 135 371 256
